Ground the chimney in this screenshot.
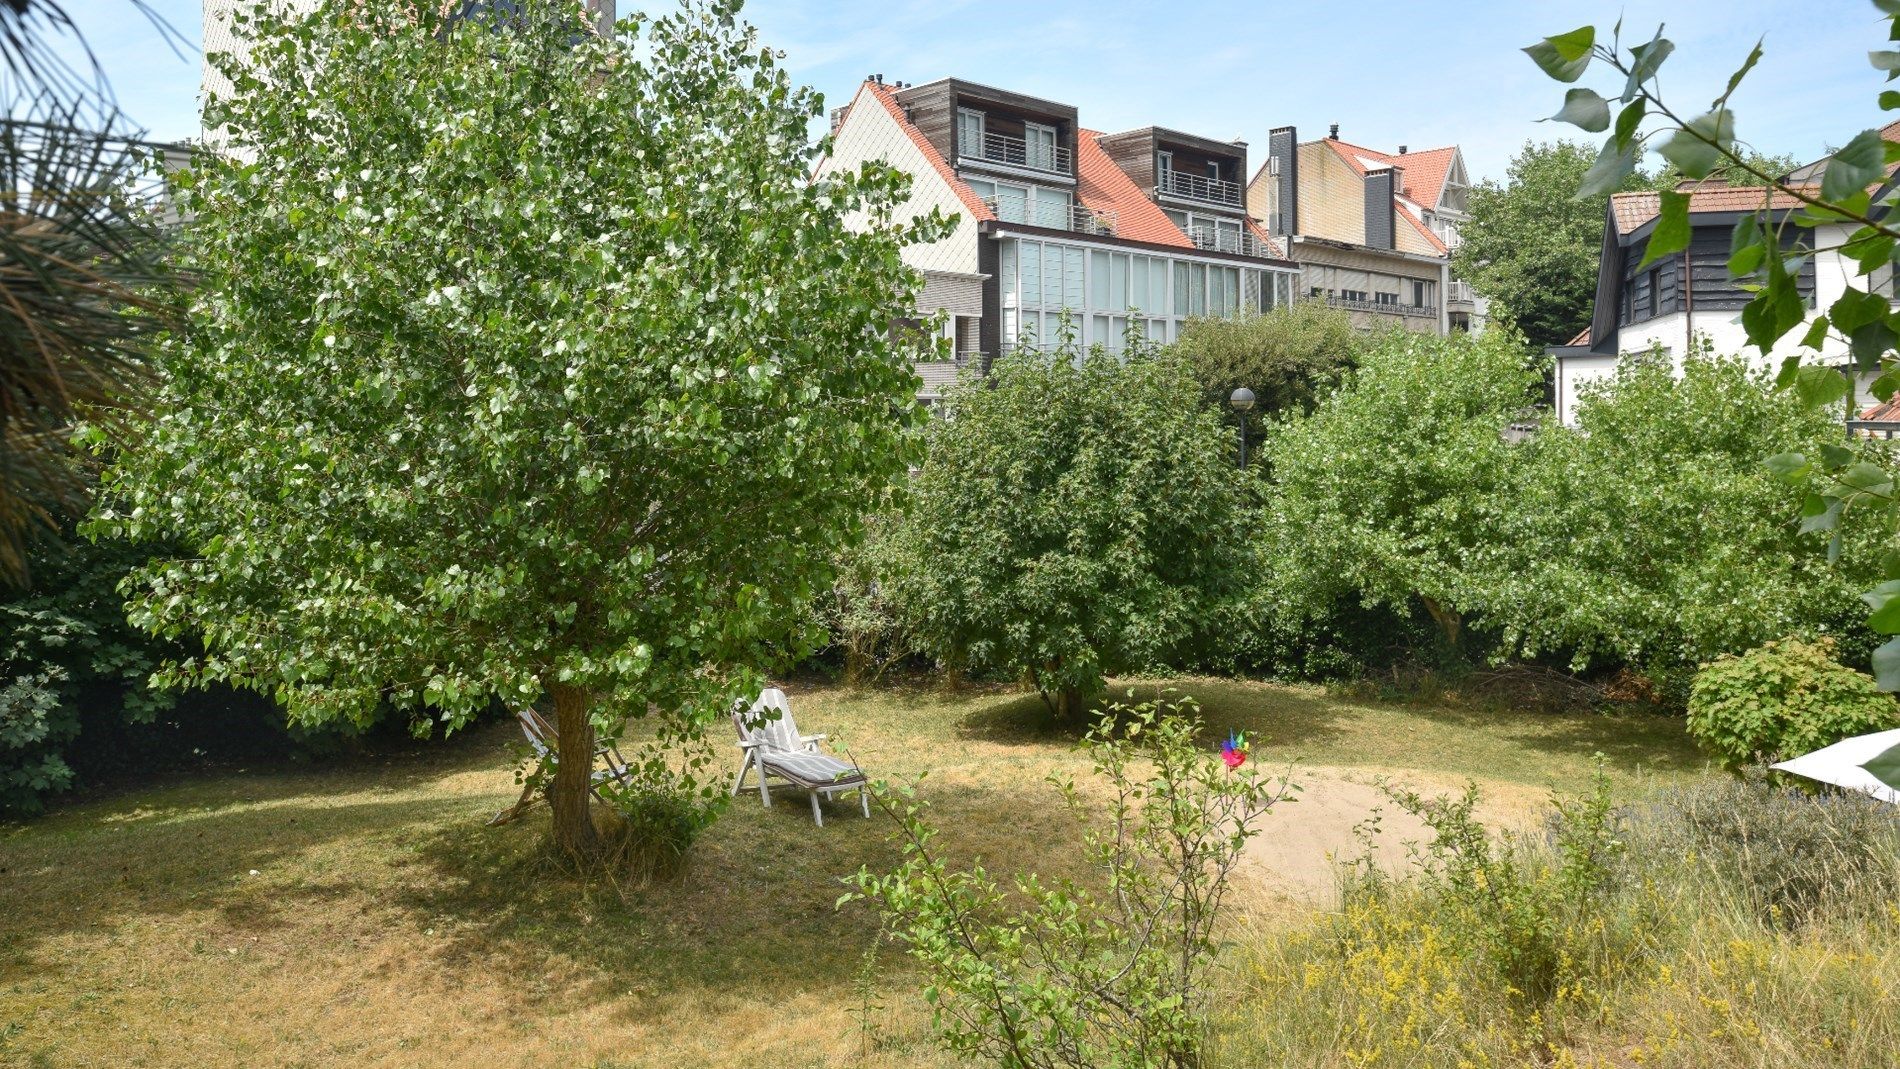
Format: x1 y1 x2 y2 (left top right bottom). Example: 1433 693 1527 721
1328 124 1339 139
1363 167 1396 250
586 0 614 36
830 103 852 136
1268 125 1299 238
1398 144 1407 155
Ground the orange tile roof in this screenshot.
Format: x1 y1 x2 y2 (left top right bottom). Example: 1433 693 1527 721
1861 397 1900 422
1243 216 1285 259
1318 138 1459 207
1608 184 1816 234
1565 327 1591 346
1076 129 1191 248
860 81 993 224
1396 200 1447 255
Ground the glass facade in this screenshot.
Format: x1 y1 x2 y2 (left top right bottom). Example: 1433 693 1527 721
999 237 1295 351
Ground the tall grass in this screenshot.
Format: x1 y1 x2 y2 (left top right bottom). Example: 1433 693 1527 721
1215 775 1900 1068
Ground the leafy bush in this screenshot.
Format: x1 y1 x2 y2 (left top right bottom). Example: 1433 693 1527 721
1259 328 1538 650
1623 772 1900 928
1488 353 1877 676
815 513 916 687
1 537 175 814
1172 301 1360 424
1687 637 1897 770
889 339 1251 716
850 696 1295 1069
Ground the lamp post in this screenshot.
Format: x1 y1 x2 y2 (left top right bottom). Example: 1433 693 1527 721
1229 387 1255 468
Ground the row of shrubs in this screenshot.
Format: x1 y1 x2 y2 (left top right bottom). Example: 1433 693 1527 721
821 312 1885 728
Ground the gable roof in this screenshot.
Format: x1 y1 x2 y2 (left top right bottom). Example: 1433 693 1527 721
1076 128 1191 248
1396 200 1447 255
859 80 993 224
1608 184 1815 235
1317 138 1461 208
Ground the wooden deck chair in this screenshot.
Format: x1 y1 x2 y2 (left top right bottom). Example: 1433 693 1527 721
486 705 637 826
730 687 870 827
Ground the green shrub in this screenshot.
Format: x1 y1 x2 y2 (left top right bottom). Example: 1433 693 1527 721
1687 637 1898 770
1488 353 1878 678
889 338 1251 716
1172 301 1360 425
2 537 175 814
1258 328 1539 650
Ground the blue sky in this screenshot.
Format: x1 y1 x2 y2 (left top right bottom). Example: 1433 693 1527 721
58 0 1892 181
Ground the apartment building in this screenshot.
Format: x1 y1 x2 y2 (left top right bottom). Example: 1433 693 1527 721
1248 125 1480 334
816 76 1300 401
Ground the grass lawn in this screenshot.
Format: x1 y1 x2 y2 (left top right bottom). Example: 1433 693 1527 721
0 678 1705 1068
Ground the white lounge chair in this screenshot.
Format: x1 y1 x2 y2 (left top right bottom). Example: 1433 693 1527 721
486 705 637 826
730 688 870 826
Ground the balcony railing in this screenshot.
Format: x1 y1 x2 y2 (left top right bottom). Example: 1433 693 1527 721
1447 280 1476 304
1187 225 1274 259
961 130 1072 176
982 196 1116 236
1157 169 1243 207
1324 294 1438 319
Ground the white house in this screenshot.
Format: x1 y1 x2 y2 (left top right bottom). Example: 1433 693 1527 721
1549 123 1900 425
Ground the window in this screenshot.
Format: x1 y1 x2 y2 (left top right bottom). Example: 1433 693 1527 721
1205 160 1220 181
1025 122 1057 171
957 108 985 158
1341 289 1368 302
1647 266 1662 316
1157 150 1173 176
1032 187 1070 229
1411 280 1428 307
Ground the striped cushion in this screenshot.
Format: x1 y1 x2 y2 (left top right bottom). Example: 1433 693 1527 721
760 750 865 788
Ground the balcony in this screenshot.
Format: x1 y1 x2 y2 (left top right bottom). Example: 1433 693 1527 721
982 196 1116 236
1158 168 1243 208
1447 280 1476 304
1188 225 1274 259
961 130 1072 176
1324 293 1438 319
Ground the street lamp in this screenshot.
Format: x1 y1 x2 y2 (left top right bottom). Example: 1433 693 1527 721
1229 387 1255 468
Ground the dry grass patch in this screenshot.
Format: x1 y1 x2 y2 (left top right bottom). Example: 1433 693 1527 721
0 678 1700 1068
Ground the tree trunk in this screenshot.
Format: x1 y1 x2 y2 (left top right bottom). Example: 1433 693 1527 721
1052 685 1086 721
547 681 602 862
1420 595 1462 649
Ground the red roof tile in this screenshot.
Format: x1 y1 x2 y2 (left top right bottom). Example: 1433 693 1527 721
860 81 993 224
1565 327 1591 346
1608 184 1816 234
1076 129 1191 248
1319 138 1459 208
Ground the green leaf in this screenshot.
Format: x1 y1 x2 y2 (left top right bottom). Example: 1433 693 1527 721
1793 364 1850 410
1612 98 1647 150
1838 461 1895 496
1871 50 1900 79
1718 38 1764 104
1820 443 1857 469
1873 637 1900 690
1657 109 1735 179
1577 137 1640 199
1524 26 1596 83
1860 740 1900 789
1764 452 1810 483
1799 496 1843 534
1797 315 1831 350
1623 31 1676 102
1883 89 1900 110
1637 191 1690 268
1547 88 1611 132
1822 129 1886 202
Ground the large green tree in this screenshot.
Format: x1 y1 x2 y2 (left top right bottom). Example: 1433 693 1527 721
888 342 1250 719
1259 329 1539 648
91 0 941 859
1451 141 1631 348
1171 302 1361 427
